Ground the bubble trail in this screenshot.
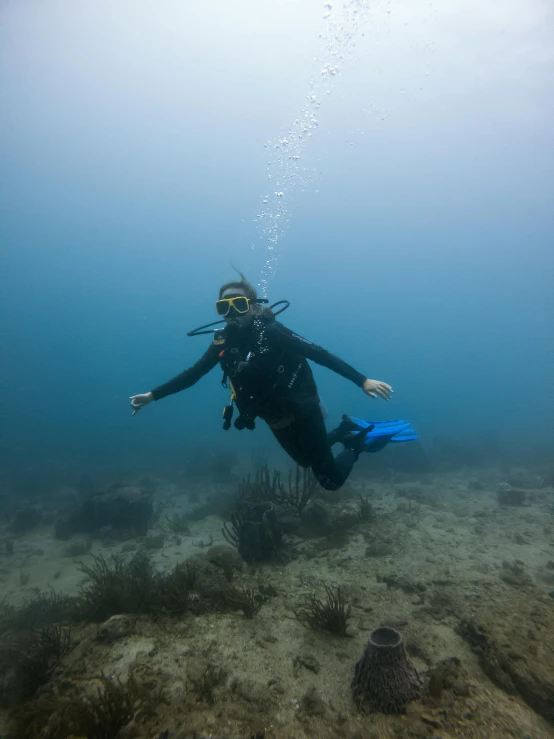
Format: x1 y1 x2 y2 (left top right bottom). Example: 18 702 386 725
253 1 372 297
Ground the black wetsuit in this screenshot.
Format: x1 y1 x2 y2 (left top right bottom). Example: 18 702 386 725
150 312 367 490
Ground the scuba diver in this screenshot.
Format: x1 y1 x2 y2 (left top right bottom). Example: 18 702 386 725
130 274 417 491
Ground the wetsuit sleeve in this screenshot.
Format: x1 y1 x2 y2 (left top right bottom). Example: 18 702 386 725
268 322 367 387
150 343 221 400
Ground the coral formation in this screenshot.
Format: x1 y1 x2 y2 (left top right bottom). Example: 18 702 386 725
188 448 238 483
0 590 73 630
187 660 228 704
205 544 244 582
223 500 282 563
0 624 72 707
10 507 43 534
143 532 165 550
500 559 533 587
356 494 374 522
62 538 92 557
396 500 421 516
73 550 265 621
237 465 282 504
188 494 235 521
233 464 318 515
498 486 526 506
364 532 394 558
164 511 191 534
294 585 352 637
10 674 164 739
76 552 153 621
273 465 318 514
54 484 153 540
427 657 462 697
351 627 422 713
2 457 552 737
222 585 263 617
192 533 214 548
3 538 14 555
457 604 554 725
75 551 197 621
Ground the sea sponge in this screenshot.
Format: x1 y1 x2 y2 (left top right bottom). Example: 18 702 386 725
352 627 422 713
223 501 282 563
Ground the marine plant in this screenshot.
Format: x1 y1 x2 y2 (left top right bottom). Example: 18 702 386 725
75 551 198 621
76 553 144 621
222 585 263 618
10 674 164 739
223 500 282 563
192 533 214 548
497 487 526 506
237 464 318 514
273 465 318 515
188 493 236 521
188 662 228 705
143 532 165 550
0 589 73 631
19 571 30 586
237 464 282 504
0 602 16 635
294 585 352 637
155 560 198 614
251 445 270 471
10 507 43 535
65 675 163 738
499 559 532 587
356 495 374 522
183 447 238 483
0 624 72 706
396 500 421 516
55 484 154 540
221 464 320 562
62 538 92 557
165 512 191 534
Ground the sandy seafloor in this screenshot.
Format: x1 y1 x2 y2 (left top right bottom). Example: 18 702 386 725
1 462 553 739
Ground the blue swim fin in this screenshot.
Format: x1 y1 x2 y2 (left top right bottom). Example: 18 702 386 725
342 415 418 453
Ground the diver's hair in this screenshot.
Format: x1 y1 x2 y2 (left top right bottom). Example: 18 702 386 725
218 271 258 301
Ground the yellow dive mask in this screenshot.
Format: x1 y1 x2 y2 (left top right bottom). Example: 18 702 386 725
215 296 250 316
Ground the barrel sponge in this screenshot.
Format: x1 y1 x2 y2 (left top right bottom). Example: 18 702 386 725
352 627 423 713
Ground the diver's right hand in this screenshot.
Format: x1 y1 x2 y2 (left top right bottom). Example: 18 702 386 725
130 392 153 416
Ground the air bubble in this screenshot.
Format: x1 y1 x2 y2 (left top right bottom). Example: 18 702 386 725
254 0 370 295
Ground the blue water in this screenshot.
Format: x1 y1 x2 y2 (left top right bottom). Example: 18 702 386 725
2 0 553 491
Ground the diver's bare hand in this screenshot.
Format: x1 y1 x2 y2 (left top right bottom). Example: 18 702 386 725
363 379 393 401
130 392 153 416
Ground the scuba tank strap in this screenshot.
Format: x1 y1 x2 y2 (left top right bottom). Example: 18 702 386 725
217 336 235 428
216 333 228 389
222 381 236 430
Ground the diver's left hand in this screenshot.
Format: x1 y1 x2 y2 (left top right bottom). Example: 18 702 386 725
363 378 393 400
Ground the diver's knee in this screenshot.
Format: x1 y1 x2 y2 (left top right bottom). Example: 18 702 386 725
314 472 341 492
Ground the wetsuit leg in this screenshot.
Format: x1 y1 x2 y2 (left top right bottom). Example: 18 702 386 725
270 410 357 491
327 425 344 446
